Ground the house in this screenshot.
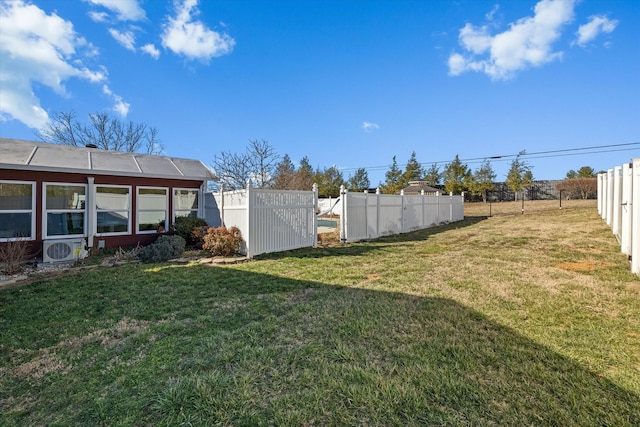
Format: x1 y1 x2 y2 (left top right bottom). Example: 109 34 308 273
0 138 213 262
401 181 441 195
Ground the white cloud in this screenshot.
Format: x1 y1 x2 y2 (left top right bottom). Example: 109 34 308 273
448 0 576 80
141 43 161 59
108 28 136 51
161 0 235 61
575 15 618 47
485 4 500 21
85 0 145 21
88 10 108 22
362 122 380 132
102 85 130 116
0 0 106 129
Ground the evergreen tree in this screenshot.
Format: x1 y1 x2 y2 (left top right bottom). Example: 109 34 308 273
466 160 496 202
272 154 296 189
380 156 403 194
291 156 315 190
347 168 370 192
315 166 344 197
566 166 596 179
401 151 424 187
506 151 534 201
442 155 470 194
424 163 441 187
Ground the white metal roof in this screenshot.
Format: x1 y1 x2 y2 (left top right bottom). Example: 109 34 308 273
0 138 214 181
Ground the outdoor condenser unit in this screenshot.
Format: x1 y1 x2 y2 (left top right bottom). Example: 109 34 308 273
42 239 85 263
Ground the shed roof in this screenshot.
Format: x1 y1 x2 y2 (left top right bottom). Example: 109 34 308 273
402 181 441 194
0 138 214 181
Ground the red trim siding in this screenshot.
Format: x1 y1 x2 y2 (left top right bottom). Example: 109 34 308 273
0 168 205 252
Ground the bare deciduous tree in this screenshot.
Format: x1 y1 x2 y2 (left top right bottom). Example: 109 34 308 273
38 111 162 154
556 177 597 199
212 139 280 191
247 139 279 189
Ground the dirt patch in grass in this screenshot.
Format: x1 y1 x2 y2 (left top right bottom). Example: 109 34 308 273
9 317 153 380
555 260 616 272
12 351 70 379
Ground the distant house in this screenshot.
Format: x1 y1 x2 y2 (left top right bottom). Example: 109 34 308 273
401 181 441 195
0 138 213 262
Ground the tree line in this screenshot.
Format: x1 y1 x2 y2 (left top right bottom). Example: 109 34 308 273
39 111 597 200
211 140 539 200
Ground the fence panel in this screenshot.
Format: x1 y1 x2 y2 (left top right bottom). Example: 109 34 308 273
378 194 403 237
248 189 317 258
213 189 250 254
449 195 464 223
211 186 317 258
632 159 640 275
612 166 623 240
403 195 424 232
340 192 368 241
621 163 632 256
606 169 614 226
341 188 464 243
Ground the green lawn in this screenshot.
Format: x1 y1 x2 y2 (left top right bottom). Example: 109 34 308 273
1 205 639 426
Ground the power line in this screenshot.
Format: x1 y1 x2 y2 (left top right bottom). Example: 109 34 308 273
338 141 640 173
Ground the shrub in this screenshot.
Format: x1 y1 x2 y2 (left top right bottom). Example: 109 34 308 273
0 238 33 275
191 226 210 249
171 217 209 247
202 226 243 257
114 243 143 262
140 235 186 263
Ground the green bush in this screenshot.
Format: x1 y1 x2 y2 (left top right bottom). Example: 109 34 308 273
140 235 186 263
171 216 209 248
202 226 243 256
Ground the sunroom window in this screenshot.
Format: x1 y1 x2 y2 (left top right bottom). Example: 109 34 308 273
45 183 86 237
96 186 131 235
174 188 199 219
0 181 36 241
137 187 168 233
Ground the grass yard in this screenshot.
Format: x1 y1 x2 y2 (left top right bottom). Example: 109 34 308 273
1 201 639 426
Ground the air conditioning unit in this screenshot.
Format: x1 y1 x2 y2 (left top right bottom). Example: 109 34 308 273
43 239 86 263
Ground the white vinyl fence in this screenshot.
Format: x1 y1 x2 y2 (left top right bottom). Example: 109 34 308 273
339 186 464 243
211 185 318 258
207 184 465 257
597 158 639 277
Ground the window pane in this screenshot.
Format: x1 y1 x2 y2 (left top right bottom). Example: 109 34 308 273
46 185 86 210
0 212 32 238
47 212 85 236
97 211 129 233
96 187 129 210
138 211 165 231
175 190 198 210
0 183 33 210
139 189 167 210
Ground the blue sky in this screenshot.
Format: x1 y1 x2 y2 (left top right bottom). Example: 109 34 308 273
1 0 638 185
